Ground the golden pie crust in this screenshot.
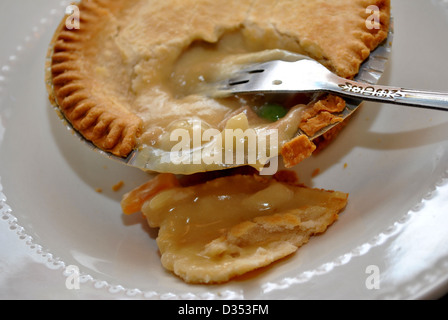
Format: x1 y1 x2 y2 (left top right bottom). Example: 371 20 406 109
122 172 348 284
46 0 390 165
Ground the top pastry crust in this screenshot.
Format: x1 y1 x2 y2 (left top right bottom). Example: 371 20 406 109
46 0 390 169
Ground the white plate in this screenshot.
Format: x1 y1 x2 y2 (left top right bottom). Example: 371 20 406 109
1 0 448 300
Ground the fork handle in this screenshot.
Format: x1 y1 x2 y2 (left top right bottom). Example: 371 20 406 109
328 76 448 112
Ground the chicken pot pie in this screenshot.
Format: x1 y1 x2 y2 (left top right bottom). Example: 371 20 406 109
47 0 390 284
46 0 390 174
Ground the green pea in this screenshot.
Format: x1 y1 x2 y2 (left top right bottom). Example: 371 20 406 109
257 103 288 122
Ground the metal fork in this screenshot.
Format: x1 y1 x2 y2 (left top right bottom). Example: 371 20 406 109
210 58 448 113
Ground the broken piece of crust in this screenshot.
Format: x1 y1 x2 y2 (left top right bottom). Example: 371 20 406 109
123 173 348 284
281 95 347 168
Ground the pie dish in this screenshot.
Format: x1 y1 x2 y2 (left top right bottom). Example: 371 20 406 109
45 0 391 174
2 0 447 299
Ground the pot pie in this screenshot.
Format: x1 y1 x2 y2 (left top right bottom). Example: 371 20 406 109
46 0 390 284
46 0 390 174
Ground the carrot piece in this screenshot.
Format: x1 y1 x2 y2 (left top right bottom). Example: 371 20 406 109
121 173 180 215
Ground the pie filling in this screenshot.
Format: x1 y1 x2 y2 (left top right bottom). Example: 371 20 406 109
127 32 334 174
